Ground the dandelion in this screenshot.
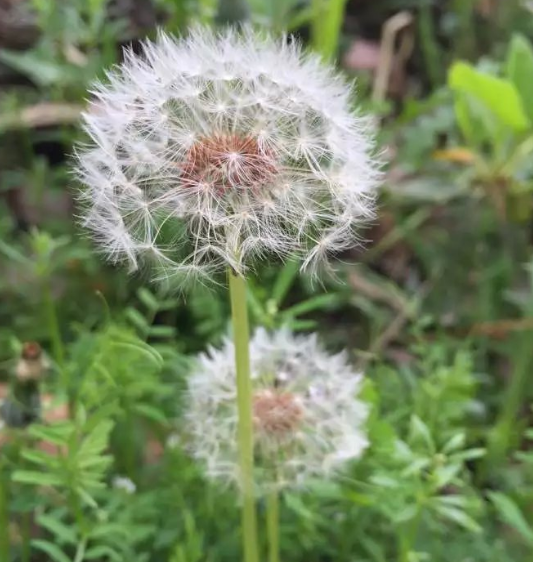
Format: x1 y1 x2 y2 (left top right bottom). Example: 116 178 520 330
75 27 381 285
186 328 368 493
74 29 380 562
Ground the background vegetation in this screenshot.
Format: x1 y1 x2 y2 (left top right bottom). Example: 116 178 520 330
1 0 533 560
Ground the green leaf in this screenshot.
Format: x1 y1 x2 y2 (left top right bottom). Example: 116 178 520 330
434 495 470 509
433 504 481 533
125 307 149 333
453 94 485 147
284 493 314 520
311 0 348 60
147 325 176 338
31 540 72 562
285 319 318 330
393 504 419 523
77 487 99 508
489 492 533 546
36 514 77 545
133 403 168 423
448 447 485 462
0 50 66 86
246 283 269 325
77 421 114 459
111 340 163 368
21 449 56 466
0 239 32 265
85 545 122 561
13 471 62 487
409 415 435 453
89 523 132 540
27 423 72 445
272 259 300 305
282 293 341 319
442 432 465 454
401 457 431 477
137 287 159 312
506 34 533 121
433 463 462 488
395 176 466 203
449 61 529 131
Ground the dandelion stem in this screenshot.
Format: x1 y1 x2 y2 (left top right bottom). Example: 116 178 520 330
228 270 260 562
266 490 280 562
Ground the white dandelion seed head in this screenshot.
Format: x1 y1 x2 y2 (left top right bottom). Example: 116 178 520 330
186 328 369 494
75 28 381 285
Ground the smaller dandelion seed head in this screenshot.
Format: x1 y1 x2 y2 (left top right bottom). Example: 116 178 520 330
186 328 368 494
252 389 303 438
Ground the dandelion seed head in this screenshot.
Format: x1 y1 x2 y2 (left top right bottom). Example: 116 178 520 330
186 328 368 494
75 28 381 285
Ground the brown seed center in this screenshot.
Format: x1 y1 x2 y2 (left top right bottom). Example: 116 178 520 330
252 390 303 437
181 134 278 193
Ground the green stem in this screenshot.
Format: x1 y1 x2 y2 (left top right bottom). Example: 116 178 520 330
418 3 443 87
74 537 87 562
483 330 533 479
43 282 70 411
43 282 65 369
398 500 423 562
266 490 280 562
21 511 31 562
121 414 138 483
228 270 260 562
0 464 10 562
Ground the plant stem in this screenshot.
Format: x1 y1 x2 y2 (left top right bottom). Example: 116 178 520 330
418 3 442 88
74 537 87 562
483 330 533 479
266 490 280 562
228 270 260 562
398 499 423 562
21 511 31 562
43 282 65 369
43 282 70 411
0 464 10 562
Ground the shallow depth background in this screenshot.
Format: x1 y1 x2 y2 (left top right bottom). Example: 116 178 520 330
1 1 533 561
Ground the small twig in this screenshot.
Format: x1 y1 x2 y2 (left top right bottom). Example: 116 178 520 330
349 270 409 314
359 283 431 370
0 102 83 130
372 11 414 103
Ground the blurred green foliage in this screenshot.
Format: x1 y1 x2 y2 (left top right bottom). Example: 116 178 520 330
1 0 533 561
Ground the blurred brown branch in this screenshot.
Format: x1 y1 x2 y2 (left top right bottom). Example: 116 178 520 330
0 102 83 130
